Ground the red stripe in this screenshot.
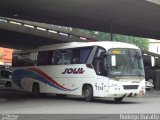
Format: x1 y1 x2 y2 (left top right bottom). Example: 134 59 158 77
28 68 67 90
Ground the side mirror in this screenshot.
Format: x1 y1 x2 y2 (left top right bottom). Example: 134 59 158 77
143 55 155 68
99 52 107 58
151 56 155 67
94 58 108 76
111 55 116 66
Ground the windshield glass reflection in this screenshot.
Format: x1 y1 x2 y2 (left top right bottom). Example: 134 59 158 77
109 48 144 77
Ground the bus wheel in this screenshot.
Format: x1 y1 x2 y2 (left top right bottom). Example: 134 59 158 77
32 83 40 98
114 97 123 103
83 85 93 102
5 81 11 87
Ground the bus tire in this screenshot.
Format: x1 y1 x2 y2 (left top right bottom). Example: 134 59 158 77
32 83 40 98
83 85 93 102
114 97 123 103
5 81 11 87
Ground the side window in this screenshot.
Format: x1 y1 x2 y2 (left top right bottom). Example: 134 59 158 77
53 49 72 65
71 47 93 64
92 47 108 76
80 47 92 64
62 49 72 64
71 48 80 64
12 52 37 67
52 50 61 65
37 51 53 65
36 47 93 66
37 49 72 65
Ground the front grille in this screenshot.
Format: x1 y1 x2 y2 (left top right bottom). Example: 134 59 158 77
123 85 139 89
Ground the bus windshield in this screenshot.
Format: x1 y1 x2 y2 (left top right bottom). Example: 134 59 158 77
108 48 145 77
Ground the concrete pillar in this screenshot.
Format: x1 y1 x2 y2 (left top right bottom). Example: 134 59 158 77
155 69 160 90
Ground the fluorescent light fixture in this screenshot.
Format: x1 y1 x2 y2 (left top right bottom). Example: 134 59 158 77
48 30 57 34
9 21 22 25
24 24 34 28
59 32 68 36
37 27 46 31
0 19 7 22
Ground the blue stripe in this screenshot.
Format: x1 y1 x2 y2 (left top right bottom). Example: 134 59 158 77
12 69 78 91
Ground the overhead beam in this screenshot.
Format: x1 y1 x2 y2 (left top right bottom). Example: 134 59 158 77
0 17 101 49
0 0 160 39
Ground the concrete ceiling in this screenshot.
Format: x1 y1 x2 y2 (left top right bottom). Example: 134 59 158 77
0 0 160 49
0 17 101 49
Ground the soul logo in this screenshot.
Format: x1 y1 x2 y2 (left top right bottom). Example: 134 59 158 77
62 68 85 74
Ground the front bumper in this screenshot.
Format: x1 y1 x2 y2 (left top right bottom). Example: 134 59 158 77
106 86 145 98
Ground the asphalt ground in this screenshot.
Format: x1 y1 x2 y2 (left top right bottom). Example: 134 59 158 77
0 86 160 114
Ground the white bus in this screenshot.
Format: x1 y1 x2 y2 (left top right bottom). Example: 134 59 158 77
11 41 145 102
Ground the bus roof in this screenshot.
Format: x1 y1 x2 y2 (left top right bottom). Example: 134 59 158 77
14 41 140 53
38 41 140 51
